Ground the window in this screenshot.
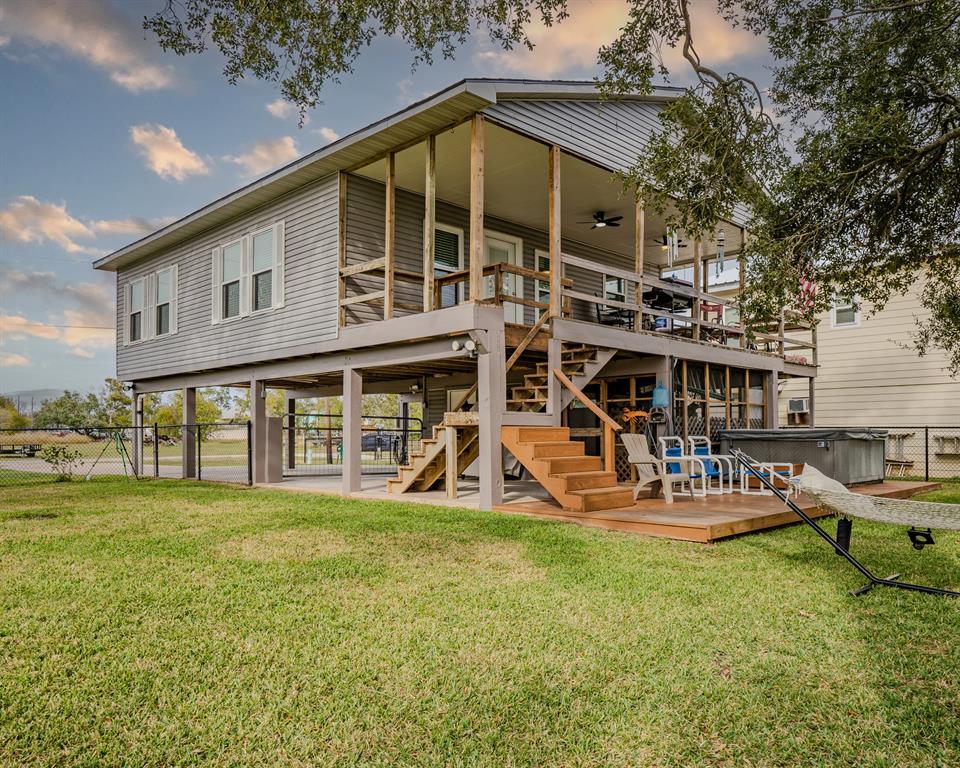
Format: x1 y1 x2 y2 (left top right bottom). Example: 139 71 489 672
129 278 144 342
831 295 860 327
212 221 285 324
155 267 173 335
221 240 243 320
434 224 463 308
125 266 177 344
604 274 626 303
534 249 550 307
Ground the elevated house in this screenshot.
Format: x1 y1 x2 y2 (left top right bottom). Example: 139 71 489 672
94 79 817 511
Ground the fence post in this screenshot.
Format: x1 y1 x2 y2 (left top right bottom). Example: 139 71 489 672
925 425 929 482
247 420 253 486
153 423 159 478
197 424 202 481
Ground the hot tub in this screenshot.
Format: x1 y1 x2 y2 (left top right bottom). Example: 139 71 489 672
717 428 887 485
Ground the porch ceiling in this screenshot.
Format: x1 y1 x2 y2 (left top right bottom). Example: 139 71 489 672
355 121 743 268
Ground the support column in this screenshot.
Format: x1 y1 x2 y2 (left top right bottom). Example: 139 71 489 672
738 226 747 348
547 144 562 318
132 392 144 476
546 336 562 426
765 372 779 428
634 200 645 331
477 327 505 510
342 368 362 494
286 396 296 470
808 377 816 427
182 387 196 479
423 134 436 311
468 114 485 303
692 239 702 341
250 379 266 483
384 152 396 319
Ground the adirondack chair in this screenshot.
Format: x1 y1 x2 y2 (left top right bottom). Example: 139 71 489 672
620 433 704 503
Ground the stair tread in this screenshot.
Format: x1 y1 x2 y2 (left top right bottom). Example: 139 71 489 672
570 486 630 496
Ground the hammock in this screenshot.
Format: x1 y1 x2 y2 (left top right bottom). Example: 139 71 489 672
790 466 960 531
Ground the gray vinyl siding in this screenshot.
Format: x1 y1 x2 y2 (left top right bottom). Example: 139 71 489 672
483 98 751 226
117 173 339 381
344 173 659 327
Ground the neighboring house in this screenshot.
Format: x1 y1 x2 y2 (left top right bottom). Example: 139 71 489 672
779 283 960 476
94 78 817 510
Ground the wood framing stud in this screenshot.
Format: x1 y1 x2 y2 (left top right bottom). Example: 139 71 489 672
384 152 396 319
423 134 436 312
692 239 702 341
548 144 562 318
469 114 485 304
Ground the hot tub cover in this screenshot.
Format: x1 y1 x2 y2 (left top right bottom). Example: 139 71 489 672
716 428 888 442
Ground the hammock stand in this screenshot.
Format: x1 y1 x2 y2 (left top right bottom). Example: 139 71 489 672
730 450 959 598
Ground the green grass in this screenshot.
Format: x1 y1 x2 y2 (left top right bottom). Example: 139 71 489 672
1 480 958 767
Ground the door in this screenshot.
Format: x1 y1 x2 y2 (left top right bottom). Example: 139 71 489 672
483 232 523 323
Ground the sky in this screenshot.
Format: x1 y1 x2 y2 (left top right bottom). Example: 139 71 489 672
0 0 768 396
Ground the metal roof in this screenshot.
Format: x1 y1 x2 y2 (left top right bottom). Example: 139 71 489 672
94 79 682 272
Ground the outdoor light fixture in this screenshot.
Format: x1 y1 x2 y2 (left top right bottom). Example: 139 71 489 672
451 340 462 351
464 339 477 353
716 229 726 276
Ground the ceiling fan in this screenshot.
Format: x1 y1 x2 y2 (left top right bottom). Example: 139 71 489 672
578 211 623 229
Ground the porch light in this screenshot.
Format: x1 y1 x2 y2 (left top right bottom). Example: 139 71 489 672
716 229 726 276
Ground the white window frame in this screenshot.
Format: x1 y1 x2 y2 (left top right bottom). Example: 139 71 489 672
124 266 178 345
153 265 178 338
211 220 285 325
434 222 464 306
126 276 146 345
603 272 627 303
830 294 860 328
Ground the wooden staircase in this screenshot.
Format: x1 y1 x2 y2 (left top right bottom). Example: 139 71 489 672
506 343 615 412
501 425 633 512
386 412 479 494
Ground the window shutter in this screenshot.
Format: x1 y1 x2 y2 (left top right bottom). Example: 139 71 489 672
211 247 222 324
273 220 285 308
169 264 179 335
122 282 131 346
144 274 157 339
240 235 251 317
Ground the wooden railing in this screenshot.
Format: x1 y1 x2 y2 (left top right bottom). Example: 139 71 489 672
434 263 572 315
553 368 622 473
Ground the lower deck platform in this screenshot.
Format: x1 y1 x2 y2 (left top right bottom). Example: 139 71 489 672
494 480 942 543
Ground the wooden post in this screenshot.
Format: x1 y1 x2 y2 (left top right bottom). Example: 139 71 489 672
634 201 645 331
692 239 702 341
445 425 457 499
342 368 362 494
778 309 786 357
738 226 747 348
808 376 816 427
423 135 436 312
548 145 562 318
338 172 347 328
477 326 505 510
468 114 485 303
248 381 264 483
132 393 144 476
384 152 396 319
603 425 616 475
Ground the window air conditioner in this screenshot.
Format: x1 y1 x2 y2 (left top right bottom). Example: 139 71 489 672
788 398 809 414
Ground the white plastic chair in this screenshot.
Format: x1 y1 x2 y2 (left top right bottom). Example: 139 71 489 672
687 436 736 494
659 436 724 495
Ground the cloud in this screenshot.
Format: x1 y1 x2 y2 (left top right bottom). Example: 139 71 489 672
130 124 210 182
0 269 113 319
0 310 113 359
0 0 174 91
314 127 340 144
225 136 300 176
0 197 172 256
0 353 31 367
474 1 761 78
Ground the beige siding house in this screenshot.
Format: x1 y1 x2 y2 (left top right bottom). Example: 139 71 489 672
780 282 960 477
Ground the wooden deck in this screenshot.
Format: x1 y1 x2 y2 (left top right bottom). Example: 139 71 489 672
494 480 942 543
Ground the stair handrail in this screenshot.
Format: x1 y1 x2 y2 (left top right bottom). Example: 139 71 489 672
553 368 622 474
505 309 550 374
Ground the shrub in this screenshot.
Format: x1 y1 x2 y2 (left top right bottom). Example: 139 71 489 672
40 445 83 481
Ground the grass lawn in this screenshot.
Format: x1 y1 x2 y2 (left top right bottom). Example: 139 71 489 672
1 480 958 767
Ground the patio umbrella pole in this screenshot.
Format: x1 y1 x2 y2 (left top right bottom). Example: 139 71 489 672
730 450 958 598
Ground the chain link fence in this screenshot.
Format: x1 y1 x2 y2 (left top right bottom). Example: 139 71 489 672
0 423 251 487
876 426 960 481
